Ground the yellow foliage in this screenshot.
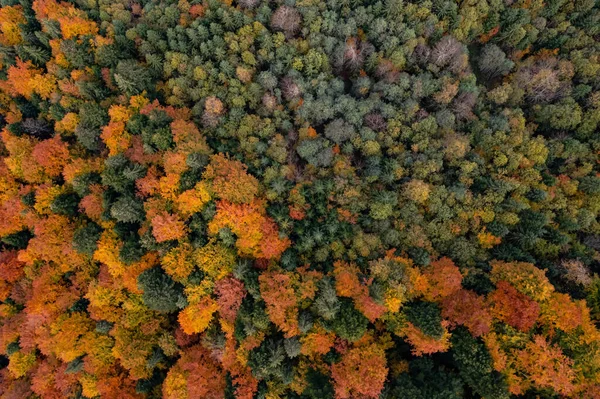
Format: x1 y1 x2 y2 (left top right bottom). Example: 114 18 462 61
108 104 132 122
8 351 37 378
162 243 195 281
195 241 236 281
178 297 219 335
79 373 100 398
55 112 80 134
478 230 502 249
93 230 126 278
0 6 26 46
490 260 554 302
176 181 211 217
34 184 63 215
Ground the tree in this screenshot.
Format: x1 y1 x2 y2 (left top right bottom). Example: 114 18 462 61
329 298 369 342
110 196 145 223
451 330 510 399
72 223 102 256
259 271 300 337
478 44 514 79
271 6 302 38
441 289 492 337
514 335 576 396
151 212 187 243
138 267 186 313
202 154 258 204
163 345 225 399
331 340 388 399
208 200 290 260
0 6 25 46
488 281 540 332
178 297 219 335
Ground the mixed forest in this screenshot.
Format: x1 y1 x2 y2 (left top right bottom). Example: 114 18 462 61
0 0 600 398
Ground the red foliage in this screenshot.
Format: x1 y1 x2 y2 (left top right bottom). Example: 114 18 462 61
489 281 540 332
441 289 492 336
214 276 247 323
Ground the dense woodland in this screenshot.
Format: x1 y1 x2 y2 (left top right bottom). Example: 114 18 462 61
0 0 600 397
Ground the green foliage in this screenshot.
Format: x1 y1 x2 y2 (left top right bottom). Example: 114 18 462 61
452 330 510 399
404 302 444 339
386 358 464 399
137 267 187 313
110 196 145 223
50 193 80 217
1 0 600 397
328 298 368 342
72 223 102 256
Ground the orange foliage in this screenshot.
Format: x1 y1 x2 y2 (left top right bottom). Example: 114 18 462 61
96 373 143 399
32 0 97 39
163 345 225 399
539 292 583 333
6 59 56 99
259 271 300 337
24 267 78 321
178 297 219 335
333 260 363 298
203 154 259 204
489 281 540 332
48 312 94 362
418 257 463 302
0 251 24 301
30 357 79 399
331 340 388 399
208 200 290 259
332 260 388 321
0 6 26 46
441 289 492 336
0 196 28 237
101 121 131 155
515 335 576 396
163 151 188 174
170 119 210 155
151 212 187 243
176 181 211 217
136 165 160 197
79 184 104 221
25 215 83 269
300 328 336 357
402 321 451 356
32 136 70 178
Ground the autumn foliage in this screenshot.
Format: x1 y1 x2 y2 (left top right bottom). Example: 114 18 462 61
1 0 600 398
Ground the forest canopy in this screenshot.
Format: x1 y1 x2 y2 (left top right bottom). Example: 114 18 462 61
0 0 600 398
